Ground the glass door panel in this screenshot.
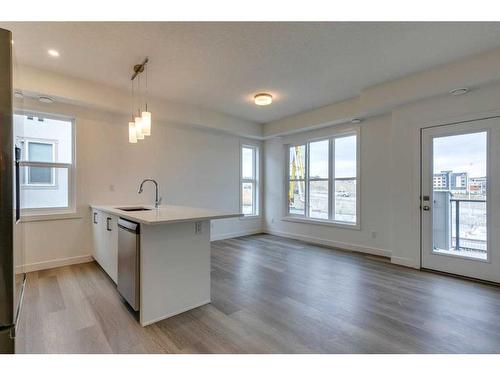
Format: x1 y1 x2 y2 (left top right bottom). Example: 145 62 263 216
431 131 487 260
421 118 500 283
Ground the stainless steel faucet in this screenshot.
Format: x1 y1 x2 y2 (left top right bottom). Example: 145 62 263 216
138 179 162 208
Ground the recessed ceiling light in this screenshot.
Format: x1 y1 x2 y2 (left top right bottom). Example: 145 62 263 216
48 49 60 57
449 87 469 96
38 96 54 104
351 118 363 124
254 93 273 106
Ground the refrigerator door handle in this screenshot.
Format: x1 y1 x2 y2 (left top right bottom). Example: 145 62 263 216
15 146 20 223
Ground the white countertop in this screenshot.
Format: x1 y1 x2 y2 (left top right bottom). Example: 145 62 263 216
90 204 242 225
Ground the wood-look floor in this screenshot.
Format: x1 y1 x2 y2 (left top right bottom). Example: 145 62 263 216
16 234 500 353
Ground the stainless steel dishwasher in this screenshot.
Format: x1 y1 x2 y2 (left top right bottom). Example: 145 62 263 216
117 218 140 311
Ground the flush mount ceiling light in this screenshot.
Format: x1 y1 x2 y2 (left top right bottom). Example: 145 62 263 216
128 57 152 144
351 118 363 124
254 93 273 106
14 91 23 99
449 87 469 96
48 49 60 57
38 96 54 104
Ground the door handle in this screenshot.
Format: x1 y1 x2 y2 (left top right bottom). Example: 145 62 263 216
106 217 112 231
93 212 98 224
422 205 430 211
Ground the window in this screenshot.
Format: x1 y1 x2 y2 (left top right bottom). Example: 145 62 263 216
334 135 357 223
19 140 56 186
241 144 259 216
14 113 75 214
286 131 359 226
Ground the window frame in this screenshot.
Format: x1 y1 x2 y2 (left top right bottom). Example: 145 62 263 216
240 143 260 218
18 138 59 188
284 128 360 229
15 110 77 217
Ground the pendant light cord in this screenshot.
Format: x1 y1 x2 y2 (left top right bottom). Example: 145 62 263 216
131 78 134 121
137 74 141 116
145 63 148 112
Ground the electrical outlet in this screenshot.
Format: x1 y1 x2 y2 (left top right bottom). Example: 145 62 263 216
109 184 115 192
370 231 377 239
271 217 275 224
195 222 202 234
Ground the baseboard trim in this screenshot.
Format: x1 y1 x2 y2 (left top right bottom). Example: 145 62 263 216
390 256 419 269
16 254 94 273
263 228 392 258
211 228 264 241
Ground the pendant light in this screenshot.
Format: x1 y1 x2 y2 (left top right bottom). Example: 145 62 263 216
135 115 144 140
128 57 151 143
141 109 151 136
129 120 137 143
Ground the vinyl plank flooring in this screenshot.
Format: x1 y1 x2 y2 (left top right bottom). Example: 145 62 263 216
16 234 500 354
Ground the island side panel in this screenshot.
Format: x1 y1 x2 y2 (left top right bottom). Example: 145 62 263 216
139 220 211 326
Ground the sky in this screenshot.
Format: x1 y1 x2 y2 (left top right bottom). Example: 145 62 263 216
433 131 487 178
289 136 357 179
308 136 357 178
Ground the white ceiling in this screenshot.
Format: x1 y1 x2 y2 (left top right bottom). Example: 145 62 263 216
4 22 500 124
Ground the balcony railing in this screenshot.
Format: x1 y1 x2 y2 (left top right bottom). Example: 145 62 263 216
450 198 486 253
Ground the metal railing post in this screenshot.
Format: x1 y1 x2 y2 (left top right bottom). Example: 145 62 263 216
455 200 460 250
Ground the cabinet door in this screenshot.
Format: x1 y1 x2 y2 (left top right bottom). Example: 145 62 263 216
103 214 118 283
91 210 118 283
91 209 104 265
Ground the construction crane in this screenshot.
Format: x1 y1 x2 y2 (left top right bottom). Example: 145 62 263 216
289 146 305 206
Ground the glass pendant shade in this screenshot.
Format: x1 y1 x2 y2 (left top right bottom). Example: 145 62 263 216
128 122 137 143
135 116 145 140
141 111 151 136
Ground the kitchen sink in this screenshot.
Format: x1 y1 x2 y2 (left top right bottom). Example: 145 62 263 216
116 207 152 212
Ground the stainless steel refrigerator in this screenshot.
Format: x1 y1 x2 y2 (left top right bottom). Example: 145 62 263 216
0 27 24 355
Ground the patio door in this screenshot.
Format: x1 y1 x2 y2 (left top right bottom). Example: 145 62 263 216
421 117 500 283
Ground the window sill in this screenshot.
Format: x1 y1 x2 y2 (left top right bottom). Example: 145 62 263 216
21 211 82 223
239 214 262 221
281 216 360 230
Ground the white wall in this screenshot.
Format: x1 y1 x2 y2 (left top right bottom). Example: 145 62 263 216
16 98 263 271
264 116 393 257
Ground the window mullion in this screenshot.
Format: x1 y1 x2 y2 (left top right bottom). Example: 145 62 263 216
330 137 335 221
253 148 257 215
286 147 290 216
305 142 310 218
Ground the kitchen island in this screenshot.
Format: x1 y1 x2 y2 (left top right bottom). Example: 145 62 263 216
90 204 241 326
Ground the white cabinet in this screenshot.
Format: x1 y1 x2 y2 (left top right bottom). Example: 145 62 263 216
91 209 118 283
